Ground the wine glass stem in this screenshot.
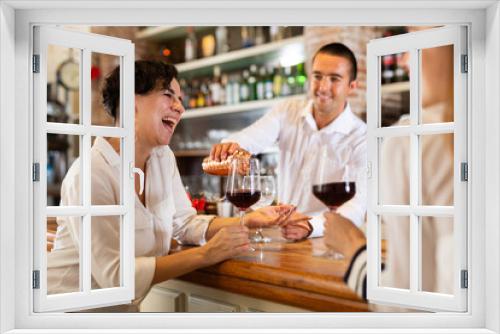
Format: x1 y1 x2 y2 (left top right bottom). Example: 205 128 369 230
239 210 245 226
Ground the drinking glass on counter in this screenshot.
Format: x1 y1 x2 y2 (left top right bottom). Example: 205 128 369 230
250 175 277 243
312 146 356 260
225 157 261 251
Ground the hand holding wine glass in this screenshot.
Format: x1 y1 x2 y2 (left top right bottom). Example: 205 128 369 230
312 146 356 259
250 175 276 243
225 157 261 251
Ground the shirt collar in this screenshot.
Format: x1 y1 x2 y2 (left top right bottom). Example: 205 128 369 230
301 101 356 135
93 136 121 167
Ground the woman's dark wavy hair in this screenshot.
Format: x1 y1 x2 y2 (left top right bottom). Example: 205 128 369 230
102 60 178 119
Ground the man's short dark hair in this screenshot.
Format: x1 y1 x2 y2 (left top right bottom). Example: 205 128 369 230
102 60 178 119
313 43 358 82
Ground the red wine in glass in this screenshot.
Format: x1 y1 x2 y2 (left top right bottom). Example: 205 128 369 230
226 189 261 210
312 182 356 210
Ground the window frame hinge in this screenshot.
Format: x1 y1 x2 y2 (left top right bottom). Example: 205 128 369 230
461 54 468 73
461 269 468 289
33 54 40 73
461 162 468 182
33 270 40 289
33 163 40 182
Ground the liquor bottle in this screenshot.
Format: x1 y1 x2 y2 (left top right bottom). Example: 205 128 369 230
256 66 266 101
281 66 293 96
232 74 241 104
294 62 307 94
220 73 228 105
272 65 283 97
185 27 198 62
264 65 274 99
196 81 206 108
395 53 409 82
215 26 229 54
248 65 258 101
201 80 212 107
226 74 234 105
255 26 265 45
210 66 222 106
189 80 198 109
241 27 255 48
239 70 250 102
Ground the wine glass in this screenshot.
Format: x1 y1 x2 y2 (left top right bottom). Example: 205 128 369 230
250 175 276 243
225 157 261 251
312 146 356 260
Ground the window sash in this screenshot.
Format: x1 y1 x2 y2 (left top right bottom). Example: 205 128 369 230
32 26 136 312
366 25 468 312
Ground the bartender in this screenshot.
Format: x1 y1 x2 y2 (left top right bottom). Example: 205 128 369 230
210 42 367 240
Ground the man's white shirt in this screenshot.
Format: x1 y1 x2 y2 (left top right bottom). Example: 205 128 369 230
225 96 367 237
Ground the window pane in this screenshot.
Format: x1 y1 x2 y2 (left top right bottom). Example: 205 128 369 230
47 134 81 206
47 215 81 294
420 134 454 206
47 45 81 124
91 53 120 126
380 215 410 290
380 52 410 127
379 136 409 205
91 136 123 205
91 215 122 290
420 45 454 124
421 216 454 294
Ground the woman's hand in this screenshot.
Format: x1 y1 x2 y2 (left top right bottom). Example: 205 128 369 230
241 204 296 228
323 211 366 259
201 225 250 265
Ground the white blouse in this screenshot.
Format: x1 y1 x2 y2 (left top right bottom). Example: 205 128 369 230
47 137 214 310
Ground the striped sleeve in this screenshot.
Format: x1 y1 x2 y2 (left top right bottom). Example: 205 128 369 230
343 246 367 300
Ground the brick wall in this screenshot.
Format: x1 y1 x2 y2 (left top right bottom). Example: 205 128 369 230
304 26 384 120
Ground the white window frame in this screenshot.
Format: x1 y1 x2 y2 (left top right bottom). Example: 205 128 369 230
1 1 498 333
32 26 136 312
366 26 468 312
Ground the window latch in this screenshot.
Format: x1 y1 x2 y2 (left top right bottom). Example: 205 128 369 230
461 162 468 182
33 55 40 73
130 163 144 195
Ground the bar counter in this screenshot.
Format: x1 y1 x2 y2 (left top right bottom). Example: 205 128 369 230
171 231 371 312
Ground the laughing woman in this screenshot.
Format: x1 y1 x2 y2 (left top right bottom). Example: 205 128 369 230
47 60 292 312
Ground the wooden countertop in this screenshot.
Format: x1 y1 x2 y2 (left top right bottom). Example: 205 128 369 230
172 229 371 312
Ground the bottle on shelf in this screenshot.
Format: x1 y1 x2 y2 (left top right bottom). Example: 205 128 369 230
255 26 265 45
264 65 274 99
241 26 255 48
215 26 229 54
188 80 198 109
209 66 223 106
294 62 307 94
239 70 250 102
281 66 293 96
219 73 228 105
231 74 241 104
272 65 283 97
201 80 212 107
225 74 234 105
270 26 283 42
256 66 266 101
248 65 258 101
185 27 198 62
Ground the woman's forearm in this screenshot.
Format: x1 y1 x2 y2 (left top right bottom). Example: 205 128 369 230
204 216 239 240
152 247 209 285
